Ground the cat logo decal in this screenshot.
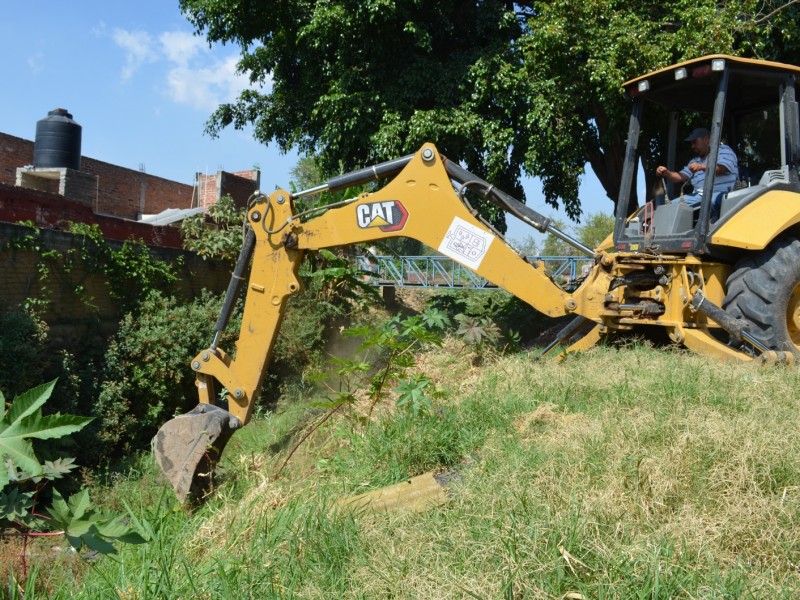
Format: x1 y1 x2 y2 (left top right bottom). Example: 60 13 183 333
356 201 408 232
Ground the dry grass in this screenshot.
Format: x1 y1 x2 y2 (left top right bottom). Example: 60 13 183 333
1 537 86 597
328 345 800 597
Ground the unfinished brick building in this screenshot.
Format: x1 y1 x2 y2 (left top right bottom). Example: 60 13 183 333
0 108 260 247
0 109 262 331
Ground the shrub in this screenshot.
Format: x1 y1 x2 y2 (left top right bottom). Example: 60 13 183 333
91 255 380 461
93 290 235 458
426 290 551 344
6 221 178 316
265 248 383 400
180 195 246 263
0 305 49 399
0 305 111 454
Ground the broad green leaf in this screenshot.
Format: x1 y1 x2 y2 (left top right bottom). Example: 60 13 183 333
394 378 433 416
46 488 145 555
66 519 96 537
95 515 133 538
0 412 90 477
420 308 451 331
0 487 34 520
0 457 13 488
47 489 71 523
66 534 83 551
67 488 91 521
42 457 79 479
0 437 40 477
96 515 146 544
0 380 87 478
81 532 117 555
3 412 92 442
5 380 56 426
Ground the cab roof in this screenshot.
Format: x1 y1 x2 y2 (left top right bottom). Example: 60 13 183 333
623 55 800 114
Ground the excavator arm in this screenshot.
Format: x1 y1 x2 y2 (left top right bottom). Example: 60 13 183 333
154 142 782 501
154 143 598 501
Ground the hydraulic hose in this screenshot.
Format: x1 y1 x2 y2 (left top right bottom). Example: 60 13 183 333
211 227 256 350
292 154 415 199
442 159 595 257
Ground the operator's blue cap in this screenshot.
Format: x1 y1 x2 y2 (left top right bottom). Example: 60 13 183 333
684 127 710 141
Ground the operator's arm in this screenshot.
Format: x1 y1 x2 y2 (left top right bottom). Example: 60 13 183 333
656 165 689 184
685 162 731 175
663 146 737 179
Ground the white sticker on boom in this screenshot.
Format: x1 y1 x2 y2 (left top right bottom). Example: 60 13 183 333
438 216 494 270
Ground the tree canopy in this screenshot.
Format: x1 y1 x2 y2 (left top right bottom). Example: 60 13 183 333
180 0 800 223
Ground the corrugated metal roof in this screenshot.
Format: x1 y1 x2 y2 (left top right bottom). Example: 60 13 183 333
139 207 204 226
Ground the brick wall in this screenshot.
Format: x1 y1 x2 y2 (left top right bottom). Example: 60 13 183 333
0 132 34 185
89 159 194 219
196 169 260 210
0 130 259 339
1 132 194 219
0 182 185 247
222 170 260 209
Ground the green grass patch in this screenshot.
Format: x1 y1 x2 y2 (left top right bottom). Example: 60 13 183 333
27 343 800 597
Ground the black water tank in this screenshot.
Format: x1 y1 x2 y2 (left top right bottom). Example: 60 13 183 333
33 108 82 170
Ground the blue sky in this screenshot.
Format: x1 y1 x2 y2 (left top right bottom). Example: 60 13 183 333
0 2 612 245
0 3 298 186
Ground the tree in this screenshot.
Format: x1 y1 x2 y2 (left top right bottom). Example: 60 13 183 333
540 218 573 257
514 0 799 216
540 212 615 256
179 0 800 222
514 236 538 257
576 213 616 250
289 156 324 193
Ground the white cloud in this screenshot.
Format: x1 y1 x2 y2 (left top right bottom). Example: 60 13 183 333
27 52 44 75
164 51 263 112
112 28 158 80
165 55 256 112
92 21 108 38
159 31 204 67
106 23 267 113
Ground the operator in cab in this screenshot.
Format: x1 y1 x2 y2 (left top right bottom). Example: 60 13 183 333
655 127 739 216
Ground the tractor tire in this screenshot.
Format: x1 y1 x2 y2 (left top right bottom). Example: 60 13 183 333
723 235 800 355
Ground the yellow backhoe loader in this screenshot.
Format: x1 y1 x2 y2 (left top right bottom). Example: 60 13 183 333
155 55 800 501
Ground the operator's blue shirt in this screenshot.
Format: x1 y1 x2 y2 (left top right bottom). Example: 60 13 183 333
680 144 739 198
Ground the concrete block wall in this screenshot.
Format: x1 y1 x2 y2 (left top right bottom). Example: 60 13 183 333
15 170 60 194
16 168 99 208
